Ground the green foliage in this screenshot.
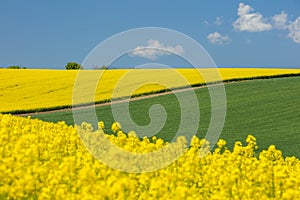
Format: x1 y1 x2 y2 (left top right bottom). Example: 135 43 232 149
100 66 108 70
7 65 26 69
65 62 83 70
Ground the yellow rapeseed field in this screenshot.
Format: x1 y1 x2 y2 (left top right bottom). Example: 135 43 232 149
0 114 300 199
0 68 300 113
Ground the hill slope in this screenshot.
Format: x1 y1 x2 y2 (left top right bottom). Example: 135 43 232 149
1 68 300 113
31 76 300 157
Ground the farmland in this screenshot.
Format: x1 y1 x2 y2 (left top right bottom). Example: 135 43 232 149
1 114 300 199
1 68 300 199
31 76 300 157
1 68 300 113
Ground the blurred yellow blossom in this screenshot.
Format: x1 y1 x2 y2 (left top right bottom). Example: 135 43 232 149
0 114 300 199
111 122 122 133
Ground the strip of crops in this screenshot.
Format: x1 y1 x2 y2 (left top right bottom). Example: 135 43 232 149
0 114 299 199
1 68 300 113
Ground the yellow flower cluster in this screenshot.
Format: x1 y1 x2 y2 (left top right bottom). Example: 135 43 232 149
1 68 300 112
111 122 122 133
1 114 300 199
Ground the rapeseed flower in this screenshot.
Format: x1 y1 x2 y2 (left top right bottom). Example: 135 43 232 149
0 114 300 199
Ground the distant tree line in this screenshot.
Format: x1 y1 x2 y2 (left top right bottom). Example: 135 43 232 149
1 63 109 70
7 65 27 69
65 62 108 70
93 65 108 70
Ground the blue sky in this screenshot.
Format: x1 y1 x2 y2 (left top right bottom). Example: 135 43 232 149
0 0 300 69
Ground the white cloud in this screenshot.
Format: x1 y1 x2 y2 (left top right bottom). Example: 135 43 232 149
214 16 223 25
130 40 184 60
230 2 300 44
271 11 300 43
233 3 272 32
207 32 230 45
237 3 252 16
203 17 223 26
288 17 300 43
272 11 288 30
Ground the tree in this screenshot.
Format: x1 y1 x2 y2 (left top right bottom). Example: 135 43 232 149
65 62 83 70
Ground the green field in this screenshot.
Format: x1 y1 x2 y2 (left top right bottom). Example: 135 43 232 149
30 76 300 157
